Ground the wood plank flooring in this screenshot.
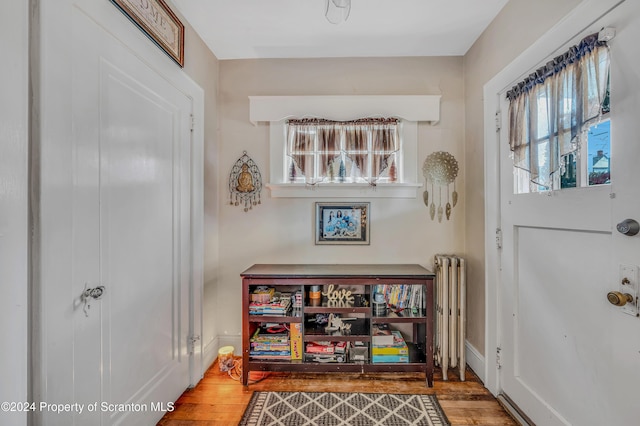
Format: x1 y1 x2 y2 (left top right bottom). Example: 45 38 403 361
158 359 517 426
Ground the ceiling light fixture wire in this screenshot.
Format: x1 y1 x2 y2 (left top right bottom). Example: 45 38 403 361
325 0 351 24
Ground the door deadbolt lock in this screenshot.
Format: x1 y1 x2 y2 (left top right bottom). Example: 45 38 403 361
616 219 640 236
607 291 634 307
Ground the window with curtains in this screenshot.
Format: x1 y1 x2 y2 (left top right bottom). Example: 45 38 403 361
286 118 401 185
506 32 611 193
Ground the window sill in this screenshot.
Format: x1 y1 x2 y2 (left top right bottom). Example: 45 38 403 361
265 182 423 198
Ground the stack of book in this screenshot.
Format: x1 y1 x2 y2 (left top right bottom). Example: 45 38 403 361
372 329 409 363
249 326 291 360
248 291 292 316
304 341 348 363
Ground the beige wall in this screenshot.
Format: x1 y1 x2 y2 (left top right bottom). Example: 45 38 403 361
173 4 221 356
217 57 466 341
462 0 582 354
185 0 588 366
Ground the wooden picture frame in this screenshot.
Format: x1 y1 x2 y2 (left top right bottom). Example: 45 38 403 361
315 202 370 245
111 0 185 67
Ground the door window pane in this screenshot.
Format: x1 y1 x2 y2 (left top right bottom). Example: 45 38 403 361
587 120 610 186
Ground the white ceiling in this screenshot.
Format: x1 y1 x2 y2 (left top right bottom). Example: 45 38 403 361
171 0 509 60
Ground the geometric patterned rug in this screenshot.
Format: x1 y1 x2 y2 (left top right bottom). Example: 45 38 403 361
239 392 450 426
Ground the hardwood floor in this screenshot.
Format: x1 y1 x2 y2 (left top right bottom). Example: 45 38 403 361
158 359 517 426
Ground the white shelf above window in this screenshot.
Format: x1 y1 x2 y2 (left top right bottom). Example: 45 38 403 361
249 95 441 125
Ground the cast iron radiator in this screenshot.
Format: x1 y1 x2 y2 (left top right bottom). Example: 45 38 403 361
434 255 466 381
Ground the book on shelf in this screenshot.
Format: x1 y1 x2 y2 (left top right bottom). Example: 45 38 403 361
250 325 292 358
250 342 291 352
373 284 424 313
305 341 335 354
249 350 291 356
371 323 394 346
248 296 292 316
290 322 302 360
372 331 408 355
250 326 289 343
371 354 409 363
250 325 292 359
249 352 291 361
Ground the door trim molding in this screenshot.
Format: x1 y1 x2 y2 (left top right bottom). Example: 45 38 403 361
483 0 626 396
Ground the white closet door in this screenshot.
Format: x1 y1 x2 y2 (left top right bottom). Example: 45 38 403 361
39 5 193 425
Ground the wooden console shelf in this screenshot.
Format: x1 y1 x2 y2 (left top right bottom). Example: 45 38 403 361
240 264 435 387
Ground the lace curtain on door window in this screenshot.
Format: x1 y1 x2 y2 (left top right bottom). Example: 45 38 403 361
286 118 399 185
506 32 610 191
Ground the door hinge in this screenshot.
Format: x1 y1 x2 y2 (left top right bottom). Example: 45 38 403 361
190 114 195 132
188 335 200 354
495 111 502 132
496 346 502 369
496 227 502 249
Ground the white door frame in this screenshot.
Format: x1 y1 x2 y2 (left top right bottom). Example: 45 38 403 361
0 2 29 426
33 0 205 417
483 0 625 396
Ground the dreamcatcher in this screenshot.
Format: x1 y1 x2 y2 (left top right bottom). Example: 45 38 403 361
422 151 459 222
229 151 262 212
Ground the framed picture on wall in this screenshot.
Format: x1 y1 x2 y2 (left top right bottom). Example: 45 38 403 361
315 202 370 245
110 0 185 67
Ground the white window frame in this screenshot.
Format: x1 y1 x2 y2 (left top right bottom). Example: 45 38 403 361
512 114 611 194
268 120 419 198
284 119 401 185
249 95 441 199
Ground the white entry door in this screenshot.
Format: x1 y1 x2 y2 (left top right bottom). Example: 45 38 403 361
494 1 640 425
38 5 194 425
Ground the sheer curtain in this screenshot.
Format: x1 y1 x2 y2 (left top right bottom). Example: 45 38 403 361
344 122 370 178
286 118 399 184
506 33 610 190
286 120 315 182
371 121 399 179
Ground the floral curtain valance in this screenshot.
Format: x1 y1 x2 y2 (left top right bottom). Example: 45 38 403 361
506 33 610 190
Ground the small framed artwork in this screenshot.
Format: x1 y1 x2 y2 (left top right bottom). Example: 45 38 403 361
111 0 185 67
315 202 370 245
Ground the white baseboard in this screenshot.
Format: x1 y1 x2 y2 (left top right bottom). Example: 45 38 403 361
465 340 486 383
203 337 219 371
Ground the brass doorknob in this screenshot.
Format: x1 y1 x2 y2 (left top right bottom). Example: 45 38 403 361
607 291 634 306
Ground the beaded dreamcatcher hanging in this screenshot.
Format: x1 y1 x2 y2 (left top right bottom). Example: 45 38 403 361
422 151 459 222
229 151 262 212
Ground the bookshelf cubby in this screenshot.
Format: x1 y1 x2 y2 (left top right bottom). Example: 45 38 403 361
240 264 435 387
